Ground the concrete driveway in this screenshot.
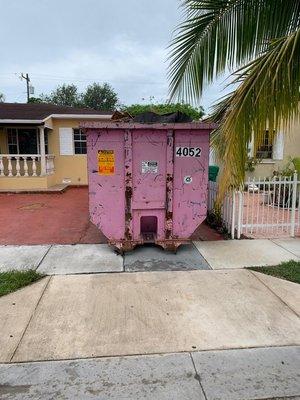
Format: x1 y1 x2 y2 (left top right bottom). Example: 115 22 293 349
1 261 300 398
1 238 299 399
1 269 299 363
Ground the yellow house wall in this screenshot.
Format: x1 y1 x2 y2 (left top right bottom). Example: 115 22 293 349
49 118 88 186
246 119 300 178
0 176 54 190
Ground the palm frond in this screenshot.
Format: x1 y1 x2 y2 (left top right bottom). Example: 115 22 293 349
168 0 300 101
211 29 300 197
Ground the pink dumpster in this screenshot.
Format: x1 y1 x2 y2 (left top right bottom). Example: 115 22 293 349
82 121 215 252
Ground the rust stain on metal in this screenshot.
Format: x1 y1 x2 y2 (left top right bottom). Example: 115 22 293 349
166 211 173 220
125 226 132 241
125 182 132 240
125 171 132 182
165 228 171 239
166 174 173 183
124 130 133 242
165 129 174 243
125 186 132 203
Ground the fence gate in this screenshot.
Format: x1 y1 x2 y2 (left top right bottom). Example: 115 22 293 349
208 172 300 239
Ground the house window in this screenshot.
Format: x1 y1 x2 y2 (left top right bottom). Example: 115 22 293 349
255 130 275 159
73 129 86 154
7 129 18 154
7 128 49 155
7 128 38 154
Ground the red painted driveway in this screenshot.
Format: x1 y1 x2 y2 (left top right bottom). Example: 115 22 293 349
0 188 222 245
0 188 106 245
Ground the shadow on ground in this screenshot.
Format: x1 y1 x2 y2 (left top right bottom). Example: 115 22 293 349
124 243 211 272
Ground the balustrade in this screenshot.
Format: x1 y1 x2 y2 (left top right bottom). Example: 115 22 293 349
0 154 55 177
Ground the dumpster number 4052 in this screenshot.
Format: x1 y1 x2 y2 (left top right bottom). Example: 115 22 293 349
175 147 201 157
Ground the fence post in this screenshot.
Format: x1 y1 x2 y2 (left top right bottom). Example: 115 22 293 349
237 191 243 239
231 191 236 239
290 171 297 237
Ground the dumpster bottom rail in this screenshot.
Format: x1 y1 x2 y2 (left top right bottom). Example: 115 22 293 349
109 238 191 253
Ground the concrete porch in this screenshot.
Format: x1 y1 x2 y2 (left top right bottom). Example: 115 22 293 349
0 125 56 190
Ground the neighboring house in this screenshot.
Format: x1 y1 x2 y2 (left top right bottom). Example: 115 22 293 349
0 103 112 190
209 119 300 178
246 123 299 178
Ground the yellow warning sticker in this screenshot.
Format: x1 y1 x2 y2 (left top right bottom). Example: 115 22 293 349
98 150 115 175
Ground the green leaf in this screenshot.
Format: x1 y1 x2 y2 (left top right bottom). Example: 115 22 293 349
168 0 300 100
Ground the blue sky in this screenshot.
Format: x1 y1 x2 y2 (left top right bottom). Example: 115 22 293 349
0 0 228 112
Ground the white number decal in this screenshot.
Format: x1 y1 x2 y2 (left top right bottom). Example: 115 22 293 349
176 147 201 157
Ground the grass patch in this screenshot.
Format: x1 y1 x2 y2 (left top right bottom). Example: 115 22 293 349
248 260 300 284
0 270 44 297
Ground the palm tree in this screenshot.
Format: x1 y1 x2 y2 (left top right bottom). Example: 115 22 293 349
0 93 5 102
169 0 300 196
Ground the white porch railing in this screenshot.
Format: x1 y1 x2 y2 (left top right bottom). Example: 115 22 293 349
208 172 300 239
0 154 55 177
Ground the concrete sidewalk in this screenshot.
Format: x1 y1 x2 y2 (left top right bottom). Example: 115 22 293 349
0 238 299 274
1 347 299 400
194 238 300 269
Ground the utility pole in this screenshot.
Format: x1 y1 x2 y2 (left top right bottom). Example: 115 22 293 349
20 73 30 102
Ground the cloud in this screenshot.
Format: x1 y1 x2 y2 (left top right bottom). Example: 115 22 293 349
1 35 169 105
0 0 230 111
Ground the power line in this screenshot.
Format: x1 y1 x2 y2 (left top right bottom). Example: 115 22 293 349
0 72 166 86
1 71 168 103
30 74 166 85
20 73 30 102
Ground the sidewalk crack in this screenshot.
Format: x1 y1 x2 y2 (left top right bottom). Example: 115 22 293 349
192 241 213 270
249 270 300 318
189 352 208 400
270 239 300 260
9 276 52 363
35 245 52 271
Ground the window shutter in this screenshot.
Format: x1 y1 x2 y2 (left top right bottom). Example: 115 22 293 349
248 132 254 157
59 128 74 155
272 131 284 160
209 149 216 165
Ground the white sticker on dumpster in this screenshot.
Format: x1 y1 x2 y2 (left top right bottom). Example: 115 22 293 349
184 176 193 184
142 161 158 173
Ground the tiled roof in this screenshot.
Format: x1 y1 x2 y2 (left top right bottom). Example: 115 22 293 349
0 103 112 120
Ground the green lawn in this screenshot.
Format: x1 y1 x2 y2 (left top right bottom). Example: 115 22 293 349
0 270 44 297
248 260 300 284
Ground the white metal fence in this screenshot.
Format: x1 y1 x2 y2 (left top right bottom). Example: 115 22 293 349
208 172 300 239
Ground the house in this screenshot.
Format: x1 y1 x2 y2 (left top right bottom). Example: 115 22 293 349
246 121 300 177
209 120 300 178
0 103 112 191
